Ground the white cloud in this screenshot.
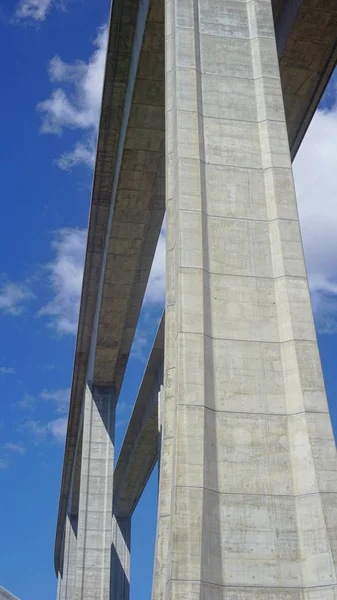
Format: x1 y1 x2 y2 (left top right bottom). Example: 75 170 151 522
47 417 67 442
39 228 86 335
0 459 8 469
22 417 67 444
0 367 16 375
40 387 70 413
58 139 96 170
130 331 148 363
15 0 52 21
19 386 69 444
144 222 166 305
0 282 33 315
38 25 107 169
17 394 36 411
5 442 25 455
18 387 70 412
22 419 47 440
294 103 337 333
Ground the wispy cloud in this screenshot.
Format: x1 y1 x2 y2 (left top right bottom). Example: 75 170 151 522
0 459 8 469
40 387 70 412
144 223 166 306
47 417 67 442
0 367 16 375
38 25 107 169
0 282 33 315
19 387 70 444
294 101 337 333
23 417 67 444
39 228 86 335
17 394 36 411
130 331 148 363
15 0 53 21
5 442 25 455
22 419 48 442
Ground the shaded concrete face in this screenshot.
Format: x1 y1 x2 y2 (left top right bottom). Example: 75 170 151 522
153 0 337 599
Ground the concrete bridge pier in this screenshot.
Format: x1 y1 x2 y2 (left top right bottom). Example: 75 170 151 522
58 514 77 600
55 384 131 600
73 385 116 600
153 0 337 599
111 517 131 600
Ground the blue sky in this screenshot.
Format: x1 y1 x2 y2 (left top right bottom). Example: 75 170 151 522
0 1 337 599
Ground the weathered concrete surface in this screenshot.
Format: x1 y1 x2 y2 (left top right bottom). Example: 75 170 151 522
0 588 19 600
55 0 337 589
114 316 164 518
152 1 337 600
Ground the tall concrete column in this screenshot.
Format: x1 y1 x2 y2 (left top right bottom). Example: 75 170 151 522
111 517 131 600
60 514 77 600
153 1 337 599
74 384 115 600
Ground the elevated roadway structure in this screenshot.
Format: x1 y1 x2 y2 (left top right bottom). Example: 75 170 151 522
54 1 337 600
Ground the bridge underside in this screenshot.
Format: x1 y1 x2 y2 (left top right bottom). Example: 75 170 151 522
54 0 337 598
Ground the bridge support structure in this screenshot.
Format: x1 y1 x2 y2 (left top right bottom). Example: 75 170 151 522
54 0 337 599
154 0 337 599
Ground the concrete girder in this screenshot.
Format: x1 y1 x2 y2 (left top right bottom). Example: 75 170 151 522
277 0 337 158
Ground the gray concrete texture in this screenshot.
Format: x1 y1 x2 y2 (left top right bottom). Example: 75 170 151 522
153 1 337 600
54 0 337 599
55 0 337 580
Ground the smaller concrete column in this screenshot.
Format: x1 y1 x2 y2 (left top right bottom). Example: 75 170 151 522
60 514 77 600
111 517 131 600
74 384 116 600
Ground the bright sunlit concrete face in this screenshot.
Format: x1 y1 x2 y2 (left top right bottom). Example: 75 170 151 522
154 1 337 599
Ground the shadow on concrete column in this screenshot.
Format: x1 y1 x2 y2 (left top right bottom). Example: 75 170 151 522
110 517 131 600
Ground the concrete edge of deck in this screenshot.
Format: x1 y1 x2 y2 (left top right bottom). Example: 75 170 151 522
54 0 140 572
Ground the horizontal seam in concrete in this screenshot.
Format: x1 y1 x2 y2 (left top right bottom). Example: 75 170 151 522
166 269 311 282
167 67 279 81
165 579 337 590
169 211 299 224
169 28 277 44
173 332 319 344
167 159 291 172
174 406 330 418
174 112 287 126
172 487 337 498
169 66 291 81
